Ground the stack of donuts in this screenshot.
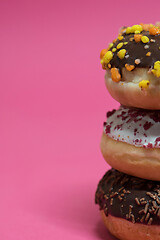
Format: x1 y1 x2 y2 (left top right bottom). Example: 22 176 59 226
95 23 160 240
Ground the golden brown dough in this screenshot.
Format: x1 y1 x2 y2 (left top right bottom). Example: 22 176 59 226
101 211 160 240
100 133 160 181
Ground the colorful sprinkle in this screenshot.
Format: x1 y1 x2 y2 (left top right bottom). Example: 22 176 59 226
109 43 113 49
146 52 151 56
126 25 143 34
100 59 104 64
139 80 150 89
118 35 123 40
117 42 124 49
144 45 149 50
103 51 113 64
134 34 142 42
111 68 121 82
149 27 160 35
141 36 149 43
100 49 108 59
125 64 135 71
152 61 160 77
112 48 117 52
135 59 141 65
117 49 126 59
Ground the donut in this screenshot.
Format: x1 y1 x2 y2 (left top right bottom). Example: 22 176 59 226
95 168 160 240
100 105 160 181
100 23 160 109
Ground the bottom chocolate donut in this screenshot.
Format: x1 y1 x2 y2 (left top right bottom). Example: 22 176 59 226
95 169 160 240
101 211 160 240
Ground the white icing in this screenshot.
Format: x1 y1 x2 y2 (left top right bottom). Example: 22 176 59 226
104 106 160 148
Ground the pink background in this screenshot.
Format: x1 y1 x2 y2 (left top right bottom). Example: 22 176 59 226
0 0 160 239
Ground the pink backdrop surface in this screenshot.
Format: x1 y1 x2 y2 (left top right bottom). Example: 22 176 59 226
0 0 160 239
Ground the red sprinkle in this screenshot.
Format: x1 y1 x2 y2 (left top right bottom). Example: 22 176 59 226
143 121 153 131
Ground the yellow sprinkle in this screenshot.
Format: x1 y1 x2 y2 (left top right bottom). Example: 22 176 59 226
141 36 149 43
152 61 160 77
117 49 126 59
117 42 124 49
118 35 124 40
109 43 113 49
103 51 113 64
112 48 117 52
146 52 151 56
126 25 143 34
139 80 150 89
159 47 160 50
108 63 111 68
154 61 160 70
100 59 104 64
131 25 143 33
126 27 132 34
124 42 128 45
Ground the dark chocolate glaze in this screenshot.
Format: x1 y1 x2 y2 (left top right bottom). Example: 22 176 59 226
107 31 160 74
95 169 160 225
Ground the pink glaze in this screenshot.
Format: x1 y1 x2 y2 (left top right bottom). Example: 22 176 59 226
104 106 160 148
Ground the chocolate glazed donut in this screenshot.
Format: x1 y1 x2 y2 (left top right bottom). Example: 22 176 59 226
95 169 160 225
100 24 160 109
95 169 160 240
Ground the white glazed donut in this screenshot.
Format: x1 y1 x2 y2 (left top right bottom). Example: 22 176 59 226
101 106 160 180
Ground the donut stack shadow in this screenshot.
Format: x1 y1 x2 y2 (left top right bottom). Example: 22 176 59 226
95 23 160 240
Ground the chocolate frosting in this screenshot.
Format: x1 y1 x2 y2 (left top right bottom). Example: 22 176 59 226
107 31 160 74
95 169 160 225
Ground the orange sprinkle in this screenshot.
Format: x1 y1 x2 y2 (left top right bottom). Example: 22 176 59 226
141 24 152 31
149 27 160 35
100 49 108 59
134 34 142 42
111 68 121 82
125 64 135 71
129 37 134 41
146 52 151 56
108 63 111 68
113 39 117 43
102 63 106 70
119 27 127 34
